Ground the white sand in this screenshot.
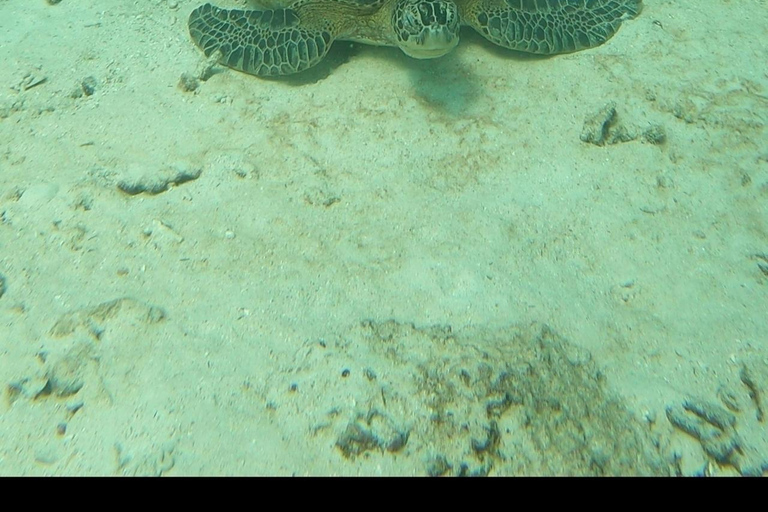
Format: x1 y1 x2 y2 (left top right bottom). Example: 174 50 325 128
0 0 766 475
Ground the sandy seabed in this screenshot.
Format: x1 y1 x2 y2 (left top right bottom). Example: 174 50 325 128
0 0 766 475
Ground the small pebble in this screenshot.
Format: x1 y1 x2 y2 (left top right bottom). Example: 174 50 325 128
178 73 199 92
642 124 666 145
81 76 98 96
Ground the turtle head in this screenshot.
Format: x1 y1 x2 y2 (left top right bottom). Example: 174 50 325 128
392 0 460 59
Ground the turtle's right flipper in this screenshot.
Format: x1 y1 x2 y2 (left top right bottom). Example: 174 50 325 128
464 0 642 55
188 3 334 77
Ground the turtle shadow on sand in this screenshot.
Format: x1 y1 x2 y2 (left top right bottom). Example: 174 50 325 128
257 33 548 113
386 28 552 116
275 42 480 116
270 39 480 116
399 27 555 116
400 52 480 116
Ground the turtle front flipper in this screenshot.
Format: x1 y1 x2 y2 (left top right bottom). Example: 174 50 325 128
464 0 642 55
188 3 334 77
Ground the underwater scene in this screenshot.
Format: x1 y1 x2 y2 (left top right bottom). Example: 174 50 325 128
0 0 766 475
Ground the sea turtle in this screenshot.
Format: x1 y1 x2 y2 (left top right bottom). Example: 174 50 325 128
188 0 641 77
